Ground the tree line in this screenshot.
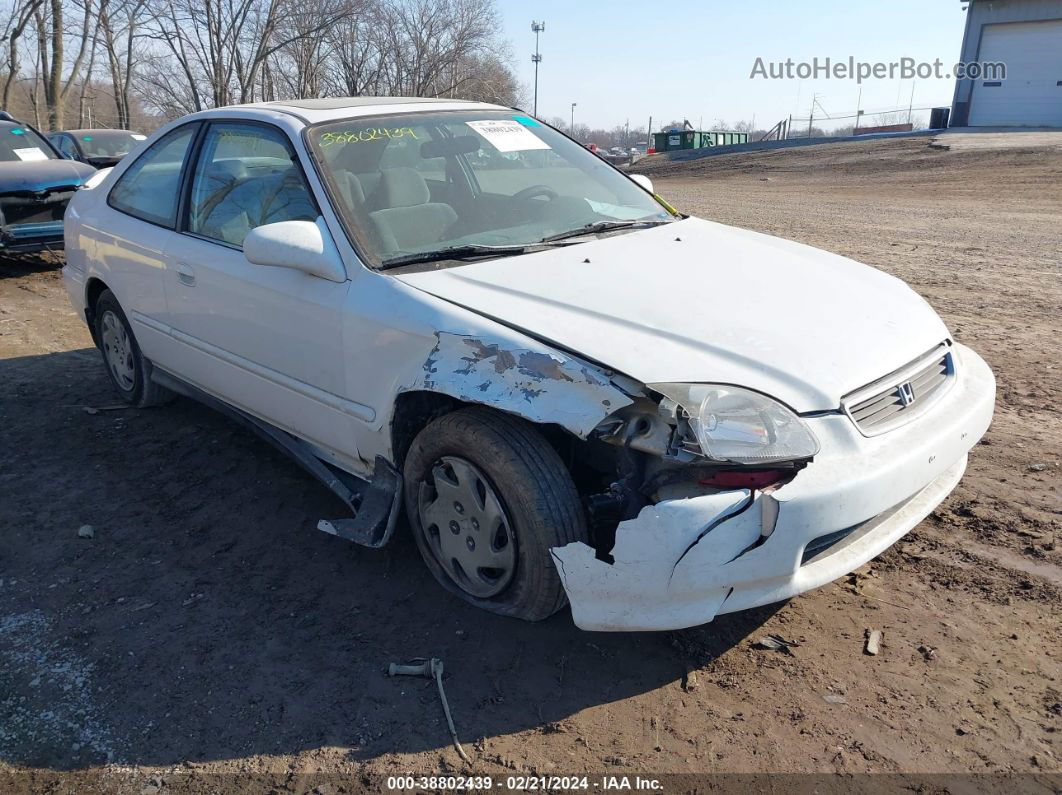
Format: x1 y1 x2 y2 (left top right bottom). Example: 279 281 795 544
0 0 521 131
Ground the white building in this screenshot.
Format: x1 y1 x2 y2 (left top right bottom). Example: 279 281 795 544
951 0 1062 126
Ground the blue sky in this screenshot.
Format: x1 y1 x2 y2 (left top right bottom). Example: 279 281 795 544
498 0 970 131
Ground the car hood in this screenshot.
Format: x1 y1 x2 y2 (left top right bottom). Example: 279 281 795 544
0 159 95 194
395 217 950 412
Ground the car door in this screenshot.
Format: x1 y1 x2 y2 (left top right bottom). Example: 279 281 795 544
160 119 359 465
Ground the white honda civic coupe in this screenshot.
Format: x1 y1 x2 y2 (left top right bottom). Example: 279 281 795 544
63 97 995 631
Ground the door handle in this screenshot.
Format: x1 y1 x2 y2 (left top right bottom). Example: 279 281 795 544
176 262 196 286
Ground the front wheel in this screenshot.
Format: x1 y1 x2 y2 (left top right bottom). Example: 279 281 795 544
402 407 588 621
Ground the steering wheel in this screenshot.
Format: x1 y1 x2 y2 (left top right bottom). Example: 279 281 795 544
512 185 558 202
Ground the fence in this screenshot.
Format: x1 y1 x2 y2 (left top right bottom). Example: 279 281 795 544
787 105 941 138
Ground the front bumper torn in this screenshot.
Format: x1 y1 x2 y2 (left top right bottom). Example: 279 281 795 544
551 342 995 632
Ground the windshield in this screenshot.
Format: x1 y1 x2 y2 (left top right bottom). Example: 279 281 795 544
0 125 56 162
306 110 672 267
77 131 143 158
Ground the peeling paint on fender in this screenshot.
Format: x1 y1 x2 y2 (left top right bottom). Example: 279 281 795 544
412 332 634 437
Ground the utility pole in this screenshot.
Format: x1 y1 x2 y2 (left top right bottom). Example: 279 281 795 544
531 21 544 118
854 86 862 134
907 81 916 125
570 102 577 136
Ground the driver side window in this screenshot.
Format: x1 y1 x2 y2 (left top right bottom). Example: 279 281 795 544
186 122 317 248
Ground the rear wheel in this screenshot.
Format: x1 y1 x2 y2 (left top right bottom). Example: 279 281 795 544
93 289 172 408
403 407 587 621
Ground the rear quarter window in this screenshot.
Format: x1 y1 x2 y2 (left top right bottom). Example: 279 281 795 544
108 124 198 227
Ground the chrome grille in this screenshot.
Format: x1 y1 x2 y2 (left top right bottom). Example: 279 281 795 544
842 343 955 435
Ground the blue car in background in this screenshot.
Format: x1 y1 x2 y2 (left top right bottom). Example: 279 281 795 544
0 111 94 254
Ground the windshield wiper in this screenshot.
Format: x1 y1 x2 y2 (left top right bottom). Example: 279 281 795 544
378 220 675 269
379 244 530 269
537 219 673 244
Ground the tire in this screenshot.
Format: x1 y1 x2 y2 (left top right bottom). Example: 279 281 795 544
93 289 172 408
403 406 588 621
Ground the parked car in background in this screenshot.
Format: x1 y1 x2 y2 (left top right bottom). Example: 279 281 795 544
0 111 95 253
63 97 994 632
49 128 147 168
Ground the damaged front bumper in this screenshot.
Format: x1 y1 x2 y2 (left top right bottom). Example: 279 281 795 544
0 189 76 252
551 342 995 631
0 219 65 252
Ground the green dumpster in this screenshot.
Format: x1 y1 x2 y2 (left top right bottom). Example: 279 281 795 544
652 130 749 152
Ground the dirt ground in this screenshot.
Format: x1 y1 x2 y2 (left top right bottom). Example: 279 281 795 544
2 134 1061 792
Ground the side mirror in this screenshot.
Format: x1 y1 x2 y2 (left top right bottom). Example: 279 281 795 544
243 218 346 283
629 174 654 194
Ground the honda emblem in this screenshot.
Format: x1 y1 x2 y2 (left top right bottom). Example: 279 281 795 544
897 381 916 407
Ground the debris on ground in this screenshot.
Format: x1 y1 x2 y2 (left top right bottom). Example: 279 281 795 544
82 404 131 415
681 668 698 692
917 644 937 662
77 524 94 539
865 629 883 656
752 634 800 655
388 657 472 764
823 693 847 705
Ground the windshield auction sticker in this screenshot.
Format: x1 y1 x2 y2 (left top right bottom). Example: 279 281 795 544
466 120 549 152
13 147 48 161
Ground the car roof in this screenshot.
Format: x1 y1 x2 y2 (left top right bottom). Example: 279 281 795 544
217 96 513 125
60 128 138 135
268 97 470 111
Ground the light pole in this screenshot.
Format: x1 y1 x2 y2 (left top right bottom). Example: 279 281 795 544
571 102 577 137
531 21 544 118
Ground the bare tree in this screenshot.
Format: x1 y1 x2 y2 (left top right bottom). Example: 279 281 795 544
1 0 46 109
140 0 353 112
378 0 499 97
451 50 519 105
322 4 385 97
98 0 148 128
267 0 357 100
2 0 521 125
75 0 103 125
33 0 95 128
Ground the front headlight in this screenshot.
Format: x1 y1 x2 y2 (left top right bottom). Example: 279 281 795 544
652 383 820 465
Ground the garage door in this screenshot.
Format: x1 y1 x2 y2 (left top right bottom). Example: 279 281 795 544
969 19 1062 127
